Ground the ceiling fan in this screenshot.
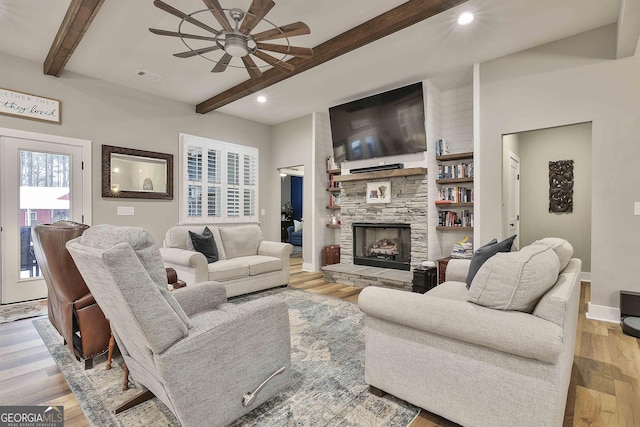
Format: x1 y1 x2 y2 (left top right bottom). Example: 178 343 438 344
149 0 313 79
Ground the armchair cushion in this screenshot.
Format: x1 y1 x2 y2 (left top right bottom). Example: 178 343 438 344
189 227 219 263
466 235 516 288
531 237 573 270
468 245 560 312
97 242 189 354
77 225 193 329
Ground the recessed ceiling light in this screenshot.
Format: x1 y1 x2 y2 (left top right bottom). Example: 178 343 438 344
458 12 474 25
257 96 267 103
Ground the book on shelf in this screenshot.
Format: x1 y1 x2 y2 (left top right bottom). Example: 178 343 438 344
438 187 474 203
451 238 473 259
328 193 340 207
435 139 449 157
437 161 474 179
326 156 338 171
327 173 340 189
438 210 473 227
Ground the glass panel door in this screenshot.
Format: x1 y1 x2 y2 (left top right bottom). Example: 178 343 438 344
1 135 86 303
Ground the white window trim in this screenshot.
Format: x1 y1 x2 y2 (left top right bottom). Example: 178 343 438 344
179 133 258 224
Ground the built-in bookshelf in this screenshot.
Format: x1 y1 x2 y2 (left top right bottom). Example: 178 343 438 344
326 157 341 228
435 150 474 231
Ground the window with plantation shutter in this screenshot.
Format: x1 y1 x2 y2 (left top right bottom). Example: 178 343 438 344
180 134 258 223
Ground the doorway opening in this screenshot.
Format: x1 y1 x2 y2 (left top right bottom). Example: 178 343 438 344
502 122 592 272
279 165 304 257
0 128 91 304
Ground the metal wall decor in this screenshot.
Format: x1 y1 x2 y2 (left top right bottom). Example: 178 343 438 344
549 159 574 213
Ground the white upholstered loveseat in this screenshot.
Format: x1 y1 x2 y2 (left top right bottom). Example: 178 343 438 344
159 224 293 297
359 240 581 427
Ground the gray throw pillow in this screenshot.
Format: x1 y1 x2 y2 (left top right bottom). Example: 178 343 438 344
466 235 516 288
189 227 219 263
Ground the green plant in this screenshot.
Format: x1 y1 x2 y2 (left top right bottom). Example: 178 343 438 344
282 201 293 220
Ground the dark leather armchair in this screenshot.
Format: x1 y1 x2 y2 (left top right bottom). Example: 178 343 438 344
31 221 111 369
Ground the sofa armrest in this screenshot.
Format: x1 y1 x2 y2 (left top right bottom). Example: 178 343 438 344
172 281 227 317
159 247 207 272
258 240 293 259
445 259 471 282
358 286 563 364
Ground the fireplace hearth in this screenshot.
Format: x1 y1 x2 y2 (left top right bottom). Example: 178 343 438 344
353 223 411 271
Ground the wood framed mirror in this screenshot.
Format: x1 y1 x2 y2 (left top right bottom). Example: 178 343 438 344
102 145 173 199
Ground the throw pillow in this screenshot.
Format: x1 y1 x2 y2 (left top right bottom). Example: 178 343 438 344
294 219 303 232
531 237 573 271
189 227 219 263
467 245 560 312
465 235 517 288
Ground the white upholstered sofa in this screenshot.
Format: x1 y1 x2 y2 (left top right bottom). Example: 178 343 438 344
359 239 581 427
159 224 293 297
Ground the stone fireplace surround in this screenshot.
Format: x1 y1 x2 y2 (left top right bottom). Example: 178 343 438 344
322 169 428 291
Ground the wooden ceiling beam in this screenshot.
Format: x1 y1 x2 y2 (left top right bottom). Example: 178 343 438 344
44 0 105 77
196 0 468 114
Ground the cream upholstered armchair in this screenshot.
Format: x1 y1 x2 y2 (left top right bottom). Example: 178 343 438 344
66 224 291 427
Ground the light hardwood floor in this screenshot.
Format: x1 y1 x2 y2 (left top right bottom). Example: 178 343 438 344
0 255 638 426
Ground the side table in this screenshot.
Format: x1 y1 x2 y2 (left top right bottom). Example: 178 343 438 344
437 256 452 284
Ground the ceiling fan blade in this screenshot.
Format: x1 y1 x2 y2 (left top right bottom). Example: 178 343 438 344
202 0 233 32
242 56 263 79
174 45 220 58
212 53 233 73
153 0 219 35
239 0 275 34
252 22 310 42
149 28 217 42
256 43 313 59
253 50 294 73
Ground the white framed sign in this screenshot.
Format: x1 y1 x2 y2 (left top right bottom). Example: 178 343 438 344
0 88 61 124
366 181 391 203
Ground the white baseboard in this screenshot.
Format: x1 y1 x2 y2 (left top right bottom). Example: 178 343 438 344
586 302 620 324
580 271 591 282
302 262 313 272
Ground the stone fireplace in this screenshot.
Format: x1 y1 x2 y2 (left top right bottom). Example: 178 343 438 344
322 169 428 291
353 223 411 270
339 171 428 269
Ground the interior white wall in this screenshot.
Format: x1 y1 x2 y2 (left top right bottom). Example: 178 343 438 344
501 133 521 239
425 80 443 260
313 112 337 270
439 84 475 256
270 115 314 269
477 24 640 319
518 123 592 271
0 52 272 245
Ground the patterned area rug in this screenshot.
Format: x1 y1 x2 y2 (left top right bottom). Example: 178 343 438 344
34 288 419 426
0 298 47 323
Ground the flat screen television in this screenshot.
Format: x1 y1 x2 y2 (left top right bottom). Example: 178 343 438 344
329 82 426 163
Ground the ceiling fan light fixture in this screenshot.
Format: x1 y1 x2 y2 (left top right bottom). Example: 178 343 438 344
457 12 474 25
224 33 250 57
152 0 312 78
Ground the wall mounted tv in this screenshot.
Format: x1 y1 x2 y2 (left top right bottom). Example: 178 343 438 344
329 82 426 163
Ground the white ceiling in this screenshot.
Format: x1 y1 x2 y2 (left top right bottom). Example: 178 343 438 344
0 0 624 125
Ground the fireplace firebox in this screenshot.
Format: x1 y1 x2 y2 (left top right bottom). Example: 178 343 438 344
353 223 411 271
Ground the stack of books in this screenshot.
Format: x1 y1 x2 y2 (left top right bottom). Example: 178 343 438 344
451 241 473 259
